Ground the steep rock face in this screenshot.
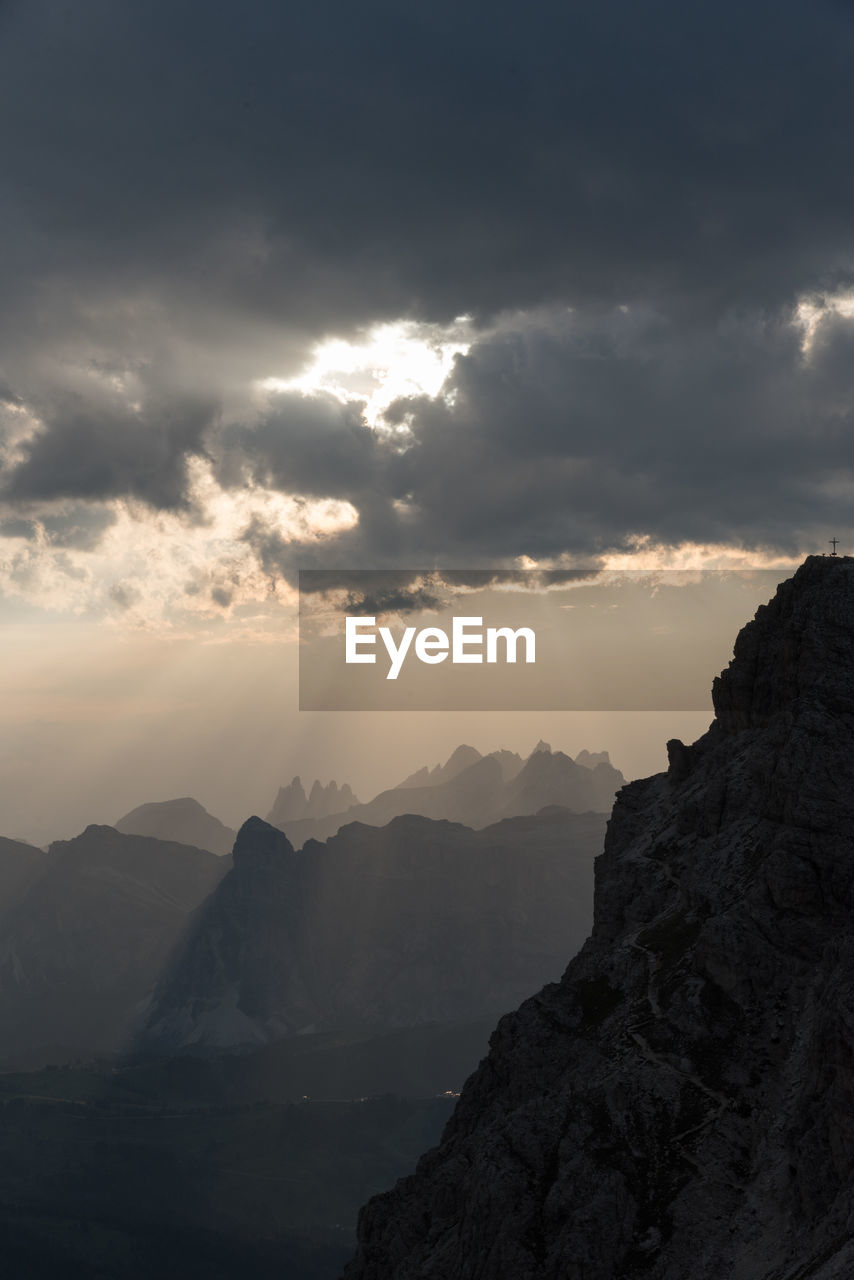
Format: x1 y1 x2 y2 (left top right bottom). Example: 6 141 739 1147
141 807 607 1051
346 557 854 1280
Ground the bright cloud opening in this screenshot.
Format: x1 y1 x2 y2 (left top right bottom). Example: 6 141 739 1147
257 318 472 428
794 293 854 354
0 459 359 628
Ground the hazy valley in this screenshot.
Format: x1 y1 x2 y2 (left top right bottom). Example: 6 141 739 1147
0 739 618 1276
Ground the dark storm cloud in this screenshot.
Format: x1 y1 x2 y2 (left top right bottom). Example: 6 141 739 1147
296 568 602 616
342 585 443 616
227 304 854 569
3 386 217 510
0 505 117 550
2 0 854 559
4 0 854 325
383 306 854 559
221 392 376 499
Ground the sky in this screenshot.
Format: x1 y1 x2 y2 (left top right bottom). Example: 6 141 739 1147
0 1 850 841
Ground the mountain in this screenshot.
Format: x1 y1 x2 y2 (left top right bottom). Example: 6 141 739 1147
272 745 624 848
0 836 44 918
395 743 484 789
574 748 612 769
0 825 229 1062
488 747 526 781
116 797 236 856
140 806 607 1052
500 747 624 817
345 556 854 1280
266 775 359 826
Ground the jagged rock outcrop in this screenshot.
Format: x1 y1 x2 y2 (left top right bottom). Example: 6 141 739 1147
346 557 854 1280
266 775 359 827
140 807 607 1051
267 775 308 822
115 796 236 855
309 778 358 817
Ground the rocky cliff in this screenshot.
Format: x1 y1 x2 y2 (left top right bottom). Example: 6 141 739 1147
346 556 854 1280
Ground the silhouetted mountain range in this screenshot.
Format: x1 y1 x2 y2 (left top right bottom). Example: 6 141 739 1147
394 743 488 788
346 557 854 1280
0 825 229 1062
0 735 622 1274
267 777 359 827
140 806 606 1052
116 797 236 856
0 744 617 1063
0 836 44 920
271 744 623 848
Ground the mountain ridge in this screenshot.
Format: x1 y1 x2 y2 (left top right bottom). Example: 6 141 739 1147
116 797 236 856
140 805 607 1053
0 825 229 1062
272 745 624 849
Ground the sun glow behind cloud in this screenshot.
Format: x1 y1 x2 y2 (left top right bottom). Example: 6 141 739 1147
794 292 854 353
515 539 800 574
257 318 472 428
0 459 358 628
0 316 477 627
2 300 836 632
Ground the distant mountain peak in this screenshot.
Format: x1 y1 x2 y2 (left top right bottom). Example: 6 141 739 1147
0 824 228 1060
574 749 611 770
395 744 484 790
115 797 235 856
232 815 295 867
266 776 358 826
140 806 607 1054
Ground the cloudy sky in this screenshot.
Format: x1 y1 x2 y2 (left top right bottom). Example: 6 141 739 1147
0 0 849 838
